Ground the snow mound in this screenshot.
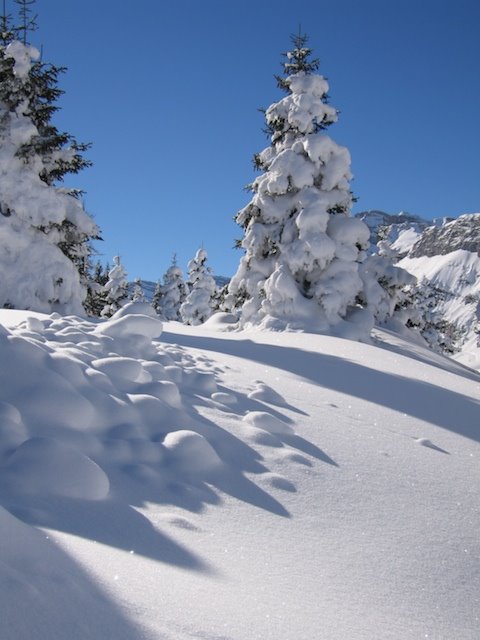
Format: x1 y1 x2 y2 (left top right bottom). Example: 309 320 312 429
95 313 163 339
183 370 217 395
4 437 110 500
248 382 286 406
0 401 28 456
112 301 159 319
243 411 294 435
163 430 223 475
91 356 143 383
211 391 238 406
203 312 239 330
140 380 182 408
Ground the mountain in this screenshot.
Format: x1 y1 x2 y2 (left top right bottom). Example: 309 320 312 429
0 305 478 639
355 209 430 252
409 213 480 257
355 211 480 369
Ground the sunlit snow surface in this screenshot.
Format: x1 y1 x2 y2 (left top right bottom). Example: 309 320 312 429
0 304 479 639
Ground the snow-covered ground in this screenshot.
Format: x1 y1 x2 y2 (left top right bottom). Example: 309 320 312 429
0 304 479 639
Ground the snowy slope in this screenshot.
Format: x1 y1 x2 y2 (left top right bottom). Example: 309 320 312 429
0 306 479 640
355 210 429 255
356 211 480 366
399 250 480 369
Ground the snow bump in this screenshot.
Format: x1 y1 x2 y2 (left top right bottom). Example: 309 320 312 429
163 430 223 475
242 411 294 435
4 437 110 500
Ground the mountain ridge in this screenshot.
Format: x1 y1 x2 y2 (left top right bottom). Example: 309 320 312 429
355 210 480 368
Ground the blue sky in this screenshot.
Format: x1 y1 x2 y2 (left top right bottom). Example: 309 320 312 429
29 0 480 280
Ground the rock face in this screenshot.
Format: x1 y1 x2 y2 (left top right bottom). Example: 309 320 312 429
409 213 480 258
355 210 430 252
355 210 480 259
355 210 480 368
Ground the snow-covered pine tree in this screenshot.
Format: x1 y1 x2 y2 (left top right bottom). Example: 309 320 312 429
226 32 371 332
101 255 129 317
132 278 146 303
180 248 217 325
159 255 187 321
357 239 416 325
0 2 99 312
83 260 109 316
151 280 163 315
401 277 464 354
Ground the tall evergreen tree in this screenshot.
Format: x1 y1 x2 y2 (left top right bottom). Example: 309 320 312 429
101 255 129 317
14 0 36 45
159 255 187 321
152 279 163 316
180 248 217 325
132 278 146 303
84 260 109 317
0 1 99 312
226 33 371 332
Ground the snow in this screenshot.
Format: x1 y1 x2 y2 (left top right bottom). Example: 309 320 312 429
399 249 480 367
163 430 224 475
102 256 129 317
0 306 479 639
4 437 110 500
391 225 423 254
5 40 39 78
0 41 99 314
180 248 217 325
227 60 383 334
243 410 294 435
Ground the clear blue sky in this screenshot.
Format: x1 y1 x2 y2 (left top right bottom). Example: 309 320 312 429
30 0 480 280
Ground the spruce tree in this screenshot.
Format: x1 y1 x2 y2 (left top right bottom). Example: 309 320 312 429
84 260 109 316
357 240 416 325
101 255 129 317
180 248 217 325
159 255 187 321
152 280 163 315
132 278 146 303
0 1 99 312
227 32 371 331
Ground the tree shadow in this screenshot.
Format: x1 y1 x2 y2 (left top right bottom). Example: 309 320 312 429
3 492 214 574
119 412 293 519
161 331 480 443
281 434 338 466
0 504 156 640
